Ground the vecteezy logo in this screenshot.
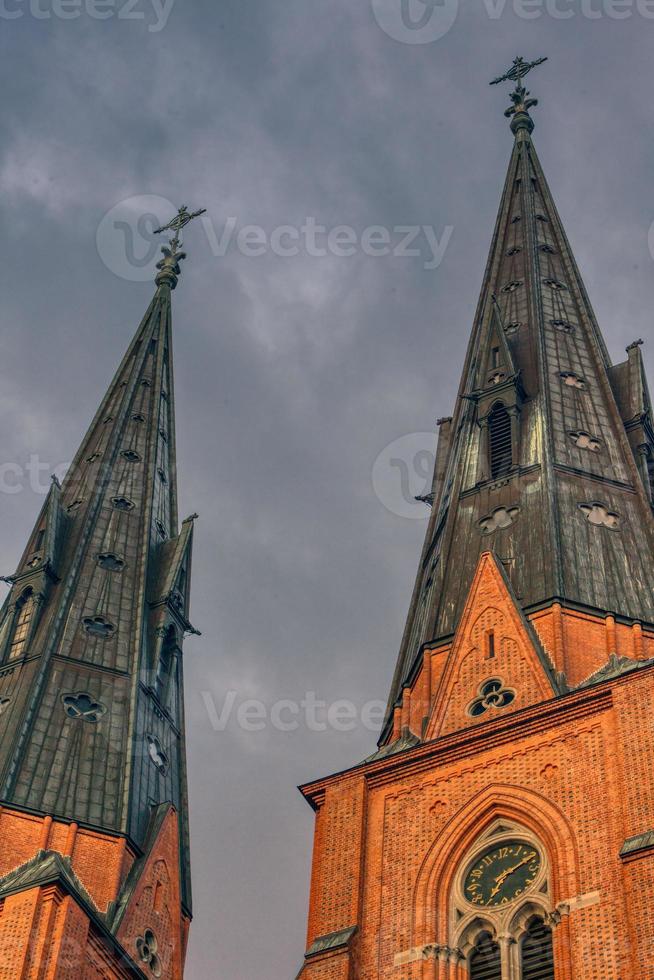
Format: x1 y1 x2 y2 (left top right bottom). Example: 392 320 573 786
371 0 459 44
371 433 436 519
96 194 176 282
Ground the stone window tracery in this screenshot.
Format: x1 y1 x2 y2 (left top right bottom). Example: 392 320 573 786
467 678 515 717
578 502 620 530
136 929 162 977
450 821 556 980
62 692 107 722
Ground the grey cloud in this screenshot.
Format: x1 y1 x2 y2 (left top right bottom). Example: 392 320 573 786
1 3 653 977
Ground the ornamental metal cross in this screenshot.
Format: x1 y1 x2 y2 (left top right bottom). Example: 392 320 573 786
490 55 547 89
490 55 548 121
154 205 207 249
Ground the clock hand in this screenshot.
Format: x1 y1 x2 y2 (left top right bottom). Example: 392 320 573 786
488 853 536 900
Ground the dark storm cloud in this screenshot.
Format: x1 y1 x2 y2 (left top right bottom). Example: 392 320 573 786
1 2 653 976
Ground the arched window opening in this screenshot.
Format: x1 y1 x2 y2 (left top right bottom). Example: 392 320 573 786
469 932 502 980
155 626 177 707
488 403 513 478
9 590 34 660
521 917 555 980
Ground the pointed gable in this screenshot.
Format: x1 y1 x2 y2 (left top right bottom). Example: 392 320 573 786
426 553 558 741
112 806 185 979
474 300 518 394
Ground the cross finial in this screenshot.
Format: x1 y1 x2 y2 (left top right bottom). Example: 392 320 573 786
153 204 206 290
154 205 207 250
490 56 548 136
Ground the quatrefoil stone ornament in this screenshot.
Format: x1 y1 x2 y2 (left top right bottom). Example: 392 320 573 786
62 692 107 723
96 552 125 572
121 449 141 463
146 734 169 775
468 678 516 717
579 503 620 530
0 697 11 715
570 431 601 453
479 506 520 535
560 371 585 389
551 319 574 333
136 929 162 978
112 496 135 511
82 616 115 638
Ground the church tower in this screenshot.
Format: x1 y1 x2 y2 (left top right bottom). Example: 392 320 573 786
0 219 199 977
298 59 654 979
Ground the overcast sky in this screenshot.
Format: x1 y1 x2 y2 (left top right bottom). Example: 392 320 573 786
1 2 654 977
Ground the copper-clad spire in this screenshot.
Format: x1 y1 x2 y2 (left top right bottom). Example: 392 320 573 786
383 69 654 739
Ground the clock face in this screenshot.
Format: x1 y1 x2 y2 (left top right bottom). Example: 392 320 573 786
464 841 541 908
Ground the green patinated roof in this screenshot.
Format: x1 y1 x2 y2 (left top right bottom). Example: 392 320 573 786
384 104 654 736
0 276 194 914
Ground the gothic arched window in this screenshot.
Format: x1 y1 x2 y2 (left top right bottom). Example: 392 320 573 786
451 822 556 980
520 917 555 979
469 932 502 980
488 402 513 478
9 589 34 660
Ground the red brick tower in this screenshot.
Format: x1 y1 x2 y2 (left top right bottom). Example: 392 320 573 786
0 219 200 977
298 58 654 979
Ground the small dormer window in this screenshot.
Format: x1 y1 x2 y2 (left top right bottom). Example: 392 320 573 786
9 589 34 660
155 625 178 707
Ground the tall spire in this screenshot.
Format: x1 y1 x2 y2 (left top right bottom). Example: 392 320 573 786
384 64 654 731
0 209 204 922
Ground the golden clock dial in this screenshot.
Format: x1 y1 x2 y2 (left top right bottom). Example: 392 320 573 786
464 840 541 908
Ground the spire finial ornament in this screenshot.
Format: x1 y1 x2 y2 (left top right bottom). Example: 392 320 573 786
490 56 548 137
153 204 207 289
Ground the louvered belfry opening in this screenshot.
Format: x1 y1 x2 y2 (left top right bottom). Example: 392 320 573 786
469 932 502 980
521 917 555 979
488 402 513 478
